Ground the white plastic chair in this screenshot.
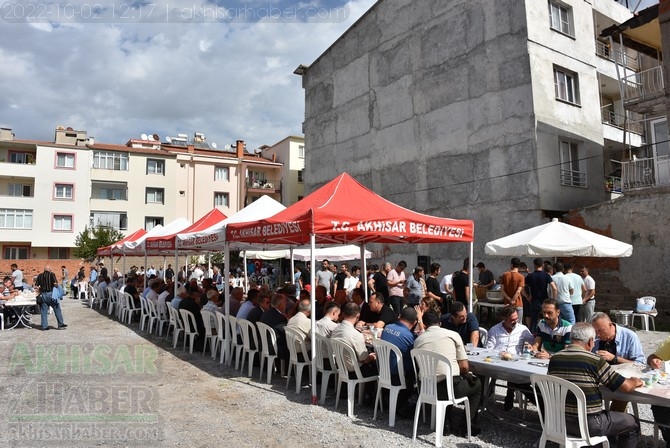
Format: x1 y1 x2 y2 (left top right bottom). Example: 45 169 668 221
96 284 108 310
530 373 610 448
633 296 657 331
478 327 488 346
314 333 337 404
372 339 407 427
201 309 218 358
411 349 471 446
146 299 166 336
285 327 311 394
256 322 280 384
123 292 141 324
106 287 118 316
330 339 378 418
138 297 151 332
214 311 227 364
179 308 200 354
88 283 97 308
238 319 260 376
225 315 243 369
167 305 184 348
78 281 89 301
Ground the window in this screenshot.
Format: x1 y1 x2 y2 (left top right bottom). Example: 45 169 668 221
49 247 69 259
90 212 127 231
298 145 305 158
549 1 573 37
214 166 229 181
147 159 165 175
54 183 73 199
0 209 32 229
559 140 586 187
9 152 35 164
53 215 73 231
214 192 229 207
4 246 28 259
554 66 579 105
8 184 31 197
145 188 164 204
298 169 304 183
145 217 164 230
92 151 129 171
56 152 75 168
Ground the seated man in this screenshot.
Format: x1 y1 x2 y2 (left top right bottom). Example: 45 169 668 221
441 301 480 347
549 322 643 448
529 298 572 359
315 301 340 337
381 307 418 416
236 289 259 321
414 311 482 436
287 296 312 353
485 306 535 410
359 292 398 328
177 291 206 351
648 336 670 444
260 294 289 361
591 312 645 364
330 302 378 379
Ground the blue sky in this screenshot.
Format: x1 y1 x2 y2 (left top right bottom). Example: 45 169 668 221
0 0 659 150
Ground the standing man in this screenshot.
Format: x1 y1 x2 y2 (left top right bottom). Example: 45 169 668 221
452 258 471 308
368 263 390 303
165 264 175 282
524 258 557 331
35 265 67 331
386 261 407 316
425 263 444 310
548 322 643 448
564 263 586 320
414 311 482 436
474 262 495 289
89 265 98 285
404 266 425 307
579 265 596 323
315 259 334 295
500 257 525 323
552 261 575 324
61 265 69 293
11 263 23 291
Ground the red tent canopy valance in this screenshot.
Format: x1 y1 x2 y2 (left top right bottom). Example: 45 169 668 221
226 173 473 245
96 228 147 257
144 208 227 252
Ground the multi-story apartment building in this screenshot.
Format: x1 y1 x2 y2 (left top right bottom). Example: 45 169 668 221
296 0 647 267
260 135 305 206
0 127 282 260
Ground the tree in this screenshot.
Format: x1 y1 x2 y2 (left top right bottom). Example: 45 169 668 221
73 225 125 261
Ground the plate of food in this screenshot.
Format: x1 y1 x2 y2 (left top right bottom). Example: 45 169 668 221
499 351 518 361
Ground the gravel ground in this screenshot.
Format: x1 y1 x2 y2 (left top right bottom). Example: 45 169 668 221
0 299 666 447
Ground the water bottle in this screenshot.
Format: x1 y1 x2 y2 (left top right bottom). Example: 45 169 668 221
523 344 532 360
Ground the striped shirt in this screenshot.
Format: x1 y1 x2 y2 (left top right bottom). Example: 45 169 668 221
535 318 572 353
548 345 626 416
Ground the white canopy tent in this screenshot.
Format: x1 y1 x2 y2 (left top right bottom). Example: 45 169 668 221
484 218 633 257
242 245 373 261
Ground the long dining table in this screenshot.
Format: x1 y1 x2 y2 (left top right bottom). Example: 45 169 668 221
2 292 38 329
468 348 670 409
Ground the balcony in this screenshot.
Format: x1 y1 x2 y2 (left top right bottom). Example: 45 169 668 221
595 41 639 71
245 178 281 192
601 109 645 135
560 169 587 188
622 65 665 106
610 155 670 192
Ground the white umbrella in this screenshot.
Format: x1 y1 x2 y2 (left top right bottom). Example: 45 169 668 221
484 218 633 258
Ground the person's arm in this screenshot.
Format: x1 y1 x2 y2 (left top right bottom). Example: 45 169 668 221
469 330 479 348
583 286 595 304
649 354 664 370
549 282 557 300
457 359 470 376
619 376 644 392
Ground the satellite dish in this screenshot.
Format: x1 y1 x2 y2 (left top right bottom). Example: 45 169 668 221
165 136 172 143
224 144 231 151
211 142 217 149
152 133 160 141
66 127 73 131
140 133 148 141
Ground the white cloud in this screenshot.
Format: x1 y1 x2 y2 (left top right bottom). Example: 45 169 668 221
0 0 377 149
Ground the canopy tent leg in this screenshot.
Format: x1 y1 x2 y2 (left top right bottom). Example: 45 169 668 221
310 234 317 405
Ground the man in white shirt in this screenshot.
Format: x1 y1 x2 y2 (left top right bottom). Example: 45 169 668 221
386 260 407 316
315 259 334 292
315 302 340 337
11 263 23 291
287 297 312 350
552 261 575 324
579 265 596 323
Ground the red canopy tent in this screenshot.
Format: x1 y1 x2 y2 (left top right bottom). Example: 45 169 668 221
225 173 474 404
144 208 228 253
97 228 147 257
226 173 473 245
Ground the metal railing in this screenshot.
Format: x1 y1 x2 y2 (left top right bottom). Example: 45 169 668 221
245 178 280 190
611 155 670 192
622 66 665 104
600 108 645 135
595 41 639 71
560 169 587 188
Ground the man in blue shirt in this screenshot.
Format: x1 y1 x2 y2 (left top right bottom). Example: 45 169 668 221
441 301 480 347
381 306 418 417
591 312 645 364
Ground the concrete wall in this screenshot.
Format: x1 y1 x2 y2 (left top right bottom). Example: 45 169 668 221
565 188 670 326
303 0 542 266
